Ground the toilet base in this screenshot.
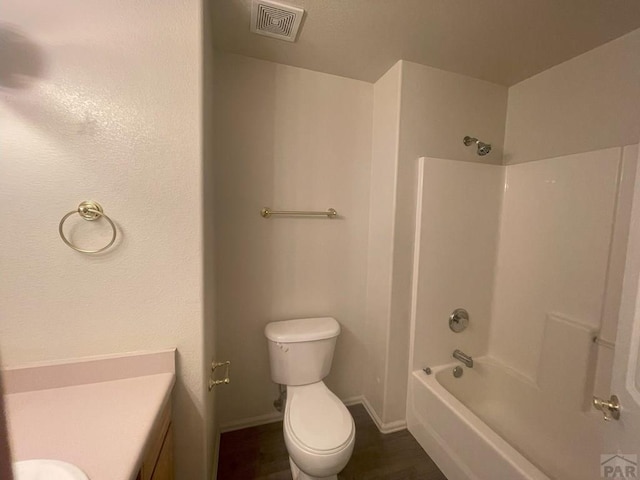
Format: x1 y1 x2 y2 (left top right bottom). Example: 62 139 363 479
289 457 338 480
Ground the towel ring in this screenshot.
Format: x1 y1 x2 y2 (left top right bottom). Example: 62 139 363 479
58 201 117 254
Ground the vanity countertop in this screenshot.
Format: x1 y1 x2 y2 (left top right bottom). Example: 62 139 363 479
3 350 176 480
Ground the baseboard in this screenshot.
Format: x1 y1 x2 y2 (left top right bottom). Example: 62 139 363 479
219 395 407 435
342 395 365 406
220 410 283 433
360 396 407 434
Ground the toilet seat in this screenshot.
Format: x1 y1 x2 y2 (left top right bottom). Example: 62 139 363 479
285 382 355 454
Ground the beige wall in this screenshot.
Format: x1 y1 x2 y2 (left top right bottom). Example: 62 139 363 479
212 53 372 428
399 61 509 165
363 62 402 422
504 28 640 164
0 1 208 479
202 1 218 478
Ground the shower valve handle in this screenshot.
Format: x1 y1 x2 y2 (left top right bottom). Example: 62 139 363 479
593 395 620 421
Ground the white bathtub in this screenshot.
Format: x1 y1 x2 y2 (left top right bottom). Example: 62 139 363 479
406 357 603 480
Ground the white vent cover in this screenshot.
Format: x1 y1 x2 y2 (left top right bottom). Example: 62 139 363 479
250 0 305 42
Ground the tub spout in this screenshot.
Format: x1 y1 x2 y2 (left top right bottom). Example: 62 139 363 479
453 349 473 368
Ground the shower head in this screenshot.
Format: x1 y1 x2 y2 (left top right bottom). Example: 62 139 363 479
463 136 492 156
477 142 491 156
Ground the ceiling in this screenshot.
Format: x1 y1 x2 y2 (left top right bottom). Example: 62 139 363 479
212 0 640 86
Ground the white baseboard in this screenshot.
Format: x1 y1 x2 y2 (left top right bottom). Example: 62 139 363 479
360 396 407 434
219 395 406 434
220 410 283 433
342 395 365 406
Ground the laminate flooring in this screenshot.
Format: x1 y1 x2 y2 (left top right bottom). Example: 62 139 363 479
217 404 448 480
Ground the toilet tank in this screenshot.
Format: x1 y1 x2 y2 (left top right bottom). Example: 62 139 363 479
265 317 341 386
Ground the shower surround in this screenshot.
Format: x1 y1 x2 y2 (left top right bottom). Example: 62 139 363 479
407 145 639 480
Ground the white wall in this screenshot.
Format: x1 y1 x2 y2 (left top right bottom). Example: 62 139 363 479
212 52 372 427
0 2 208 478
504 28 640 164
412 158 503 371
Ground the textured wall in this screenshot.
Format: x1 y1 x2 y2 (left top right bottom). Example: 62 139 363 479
0 1 207 478
212 53 372 428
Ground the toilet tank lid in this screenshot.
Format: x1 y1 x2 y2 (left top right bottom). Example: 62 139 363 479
265 317 340 343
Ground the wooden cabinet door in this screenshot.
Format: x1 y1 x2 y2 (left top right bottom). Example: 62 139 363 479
151 424 173 480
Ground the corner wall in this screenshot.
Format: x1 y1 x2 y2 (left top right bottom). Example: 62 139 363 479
212 53 373 428
0 1 207 478
366 60 508 426
504 28 640 164
495 27 640 398
362 62 402 424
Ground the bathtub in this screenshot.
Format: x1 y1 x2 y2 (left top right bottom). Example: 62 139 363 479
406 357 603 480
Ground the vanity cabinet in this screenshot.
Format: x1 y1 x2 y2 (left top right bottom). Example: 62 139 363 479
137 400 173 480
4 350 176 480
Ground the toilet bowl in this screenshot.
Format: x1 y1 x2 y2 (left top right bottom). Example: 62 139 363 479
284 382 355 479
265 317 356 480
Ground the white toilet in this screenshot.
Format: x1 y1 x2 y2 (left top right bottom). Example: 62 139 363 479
265 317 356 480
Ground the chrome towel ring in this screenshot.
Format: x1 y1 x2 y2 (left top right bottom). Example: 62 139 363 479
58 201 117 254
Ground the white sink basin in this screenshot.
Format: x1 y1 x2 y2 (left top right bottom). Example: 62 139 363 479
13 459 89 480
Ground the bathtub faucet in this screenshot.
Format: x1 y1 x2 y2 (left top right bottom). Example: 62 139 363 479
453 349 473 368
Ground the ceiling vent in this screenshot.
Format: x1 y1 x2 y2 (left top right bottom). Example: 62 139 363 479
250 0 305 42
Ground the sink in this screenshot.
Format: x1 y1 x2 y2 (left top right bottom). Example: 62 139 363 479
13 459 89 480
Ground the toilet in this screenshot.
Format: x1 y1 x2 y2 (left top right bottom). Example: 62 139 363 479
265 317 355 480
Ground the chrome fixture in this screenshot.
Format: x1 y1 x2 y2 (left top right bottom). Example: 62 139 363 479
463 136 492 156
453 366 463 378
261 207 338 218
449 308 469 333
423 367 432 375
453 349 473 368
58 201 117 254
593 394 620 421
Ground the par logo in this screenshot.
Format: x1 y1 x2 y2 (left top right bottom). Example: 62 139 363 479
601 454 638 478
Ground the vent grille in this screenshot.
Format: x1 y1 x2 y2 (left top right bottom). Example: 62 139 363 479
251 0 304 42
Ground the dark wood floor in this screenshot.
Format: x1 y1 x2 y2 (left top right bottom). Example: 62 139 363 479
217 404 448 480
